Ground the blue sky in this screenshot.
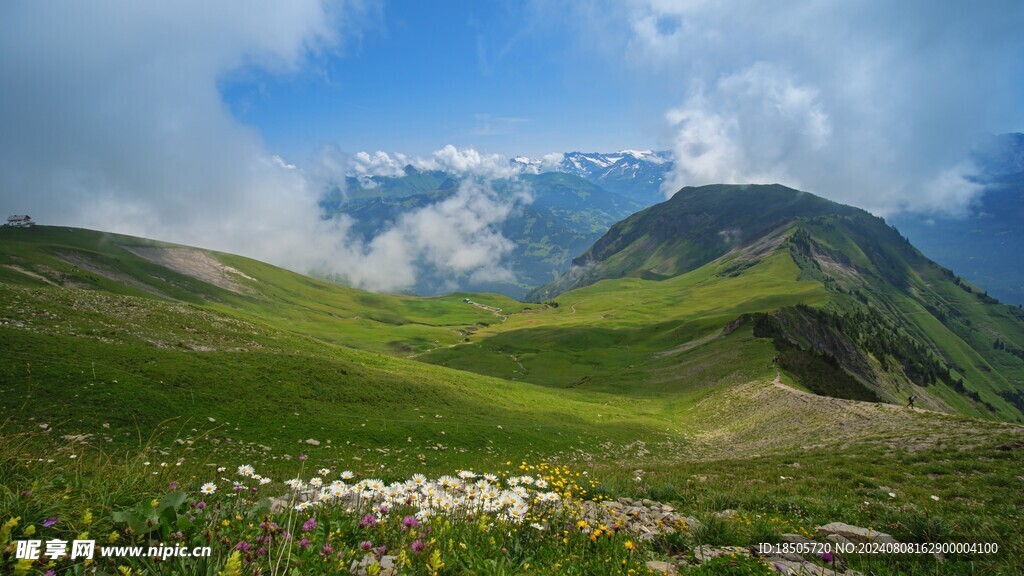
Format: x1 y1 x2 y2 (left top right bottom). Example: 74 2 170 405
208 0 1024 200
220 1 660 161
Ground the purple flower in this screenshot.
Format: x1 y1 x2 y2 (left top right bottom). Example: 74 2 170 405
822 552 835 563
302 517 317 532
256 546 267 556
234 541 253 553
169 481 178 490
402 515 419 530
360 540 373 551
42 516 58 528
299 455 308 461
411 539 425 554
773 562 786 573
321 543 333 556
43 571 55 576
379 505 390 515
300 538 310 550
358 513 377 528
233 485 244 493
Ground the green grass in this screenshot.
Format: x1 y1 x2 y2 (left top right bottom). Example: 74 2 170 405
2 222 1023 574
1 429 1021 575
0 226 527 357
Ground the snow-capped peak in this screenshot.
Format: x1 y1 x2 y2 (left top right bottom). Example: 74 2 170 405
618 149 653 158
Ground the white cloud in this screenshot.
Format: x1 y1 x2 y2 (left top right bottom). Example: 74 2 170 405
539 152 566 171
344 145 561 180
421 145 521 179
0 3 531 294
563 0 1024 216
662 63 831 194
0 1 361 268
350 151 410 179
319 178 532 292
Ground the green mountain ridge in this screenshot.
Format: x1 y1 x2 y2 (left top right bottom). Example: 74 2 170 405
528 184 864 299
500 184 1024 421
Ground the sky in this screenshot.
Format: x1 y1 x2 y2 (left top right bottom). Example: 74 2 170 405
2 1 1023 292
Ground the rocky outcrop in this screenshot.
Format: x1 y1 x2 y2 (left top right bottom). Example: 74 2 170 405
581 498 880 576
580 497 703 540
816 521 898 544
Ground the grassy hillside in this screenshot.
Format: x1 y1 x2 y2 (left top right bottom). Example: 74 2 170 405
0 226 525 357
2 222 1023 575
527 184 862 300
506 186 1024 423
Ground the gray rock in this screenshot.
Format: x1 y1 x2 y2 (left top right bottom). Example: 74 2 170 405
825 533 854 546
816 522 898 545
780 533 814 544
694 545 750 563
714 509 740 520
678 516 704 532
645 560 677 575
764 558 821 575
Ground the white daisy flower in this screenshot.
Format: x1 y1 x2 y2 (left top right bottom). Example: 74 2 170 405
200 482 217 494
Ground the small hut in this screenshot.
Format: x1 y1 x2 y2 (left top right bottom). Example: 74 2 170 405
5 215 35 227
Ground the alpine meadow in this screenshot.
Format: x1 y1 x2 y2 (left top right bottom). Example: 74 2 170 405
2 2 1024 576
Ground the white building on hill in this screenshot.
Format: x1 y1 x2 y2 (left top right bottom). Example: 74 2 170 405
5 215 35 227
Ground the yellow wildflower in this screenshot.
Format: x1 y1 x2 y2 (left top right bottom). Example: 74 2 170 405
1 516 21 545
218 550 242 576
13 559 34 576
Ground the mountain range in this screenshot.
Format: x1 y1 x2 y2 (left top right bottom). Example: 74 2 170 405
514 149 673 203
320 150 673 297
325 141 1023 310
321 167 648 298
